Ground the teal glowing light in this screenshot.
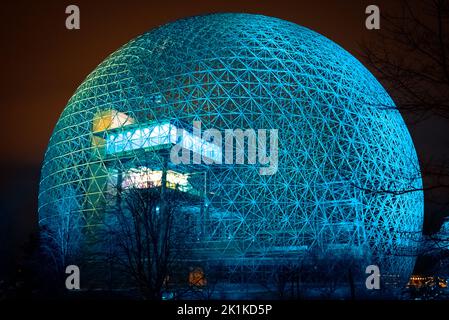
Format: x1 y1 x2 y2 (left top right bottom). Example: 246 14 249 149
38 13 424 297
101 120 221 161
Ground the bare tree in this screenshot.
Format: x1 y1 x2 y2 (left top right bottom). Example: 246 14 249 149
360 0 449 121
40 186 84 275
360 0 449 232
104 184 192 300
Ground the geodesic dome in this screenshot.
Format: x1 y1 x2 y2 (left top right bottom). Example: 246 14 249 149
38 13 424 294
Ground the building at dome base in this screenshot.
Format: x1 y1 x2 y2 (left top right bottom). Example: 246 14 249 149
38 13 424 299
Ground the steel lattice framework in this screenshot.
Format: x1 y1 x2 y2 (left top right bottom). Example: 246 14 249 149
39 14 424 293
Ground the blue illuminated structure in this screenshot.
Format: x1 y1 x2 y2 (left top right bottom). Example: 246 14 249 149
98 120 222 162
38 14 424 298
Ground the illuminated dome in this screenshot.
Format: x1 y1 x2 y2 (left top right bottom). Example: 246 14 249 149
39 13 424 297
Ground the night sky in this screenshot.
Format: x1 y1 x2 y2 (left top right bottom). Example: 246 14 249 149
1 0 448 278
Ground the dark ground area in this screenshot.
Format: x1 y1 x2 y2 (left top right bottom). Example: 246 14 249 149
1 0 449 294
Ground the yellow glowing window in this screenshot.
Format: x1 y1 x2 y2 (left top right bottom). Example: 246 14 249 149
92 110 134 132
121 167 191 191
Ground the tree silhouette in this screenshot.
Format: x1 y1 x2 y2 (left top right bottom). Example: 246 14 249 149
360 0 449 229
361 0 449 121
40 186 83 275
361 1 449 288
104 183 192 299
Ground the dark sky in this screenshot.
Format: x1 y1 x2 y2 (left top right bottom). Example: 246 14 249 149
0 0 447 277
1 0 392 165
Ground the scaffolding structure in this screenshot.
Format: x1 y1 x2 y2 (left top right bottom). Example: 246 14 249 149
38 13 424 297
